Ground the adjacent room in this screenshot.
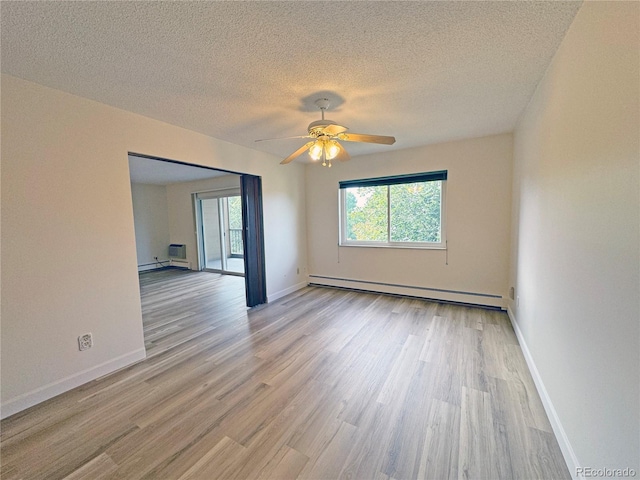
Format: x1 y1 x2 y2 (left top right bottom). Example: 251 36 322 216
129 155 246 275
1 2 638 480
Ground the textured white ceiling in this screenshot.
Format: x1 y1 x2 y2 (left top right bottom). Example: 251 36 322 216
128 155 234 185
1 1 582 161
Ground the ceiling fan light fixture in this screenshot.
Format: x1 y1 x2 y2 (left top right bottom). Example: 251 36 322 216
325 140 340 161
309 141 323 160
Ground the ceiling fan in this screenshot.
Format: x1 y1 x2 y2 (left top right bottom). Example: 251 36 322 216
256 98 396 167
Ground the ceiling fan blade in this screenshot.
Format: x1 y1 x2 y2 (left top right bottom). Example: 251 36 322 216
335 142 351 162
255 135 311 143
322 124 348 136
281 141 315 165
338 132 396 145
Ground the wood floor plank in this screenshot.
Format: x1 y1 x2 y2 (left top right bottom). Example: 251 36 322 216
297 421 358 480
0 269 570 480
487 376 571 479
379 360 434 479
176 436 246 480
106 391 231 478
227 380 331 479
459 326 488 392
417 399 461 480
338 402 390 480
286 389 347 460
62 452 119 480
223 349 333 447
419 315 460 365
459 386 513 480
377 334 425 405
255 444 309 480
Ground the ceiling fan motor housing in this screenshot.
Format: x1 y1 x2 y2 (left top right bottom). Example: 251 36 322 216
308 119 337 136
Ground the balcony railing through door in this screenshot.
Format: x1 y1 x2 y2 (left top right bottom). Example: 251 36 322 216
229 228 244 256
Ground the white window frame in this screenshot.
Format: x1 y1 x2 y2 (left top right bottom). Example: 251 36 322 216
339 178 447 250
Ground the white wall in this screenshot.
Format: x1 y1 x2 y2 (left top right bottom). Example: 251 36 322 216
305 133 513 308
130 183 171 271
1 75 308 417
164 174 241 270
509 2 639 476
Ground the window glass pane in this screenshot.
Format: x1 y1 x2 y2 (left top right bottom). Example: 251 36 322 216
345 186 388 242
226 196 244 256
389 181 441 243
227 196 242 229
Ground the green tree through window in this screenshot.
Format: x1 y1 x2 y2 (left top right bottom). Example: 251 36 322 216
390 181 441 243
227 196 242 229
345 186 387 242
342 176 444 246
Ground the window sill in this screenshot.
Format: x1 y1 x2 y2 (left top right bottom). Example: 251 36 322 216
339 242 446 250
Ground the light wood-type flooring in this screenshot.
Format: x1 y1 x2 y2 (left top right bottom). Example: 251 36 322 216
1 268 570 479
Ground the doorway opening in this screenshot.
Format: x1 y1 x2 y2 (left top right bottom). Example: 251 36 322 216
128 152 267 308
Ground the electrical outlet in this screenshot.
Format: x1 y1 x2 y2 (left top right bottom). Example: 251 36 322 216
78 333 93 351
297 268 300 275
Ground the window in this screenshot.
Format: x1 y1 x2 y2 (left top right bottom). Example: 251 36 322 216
339 170 447 249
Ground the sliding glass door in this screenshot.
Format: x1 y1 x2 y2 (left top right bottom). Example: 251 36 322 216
196 193 244 276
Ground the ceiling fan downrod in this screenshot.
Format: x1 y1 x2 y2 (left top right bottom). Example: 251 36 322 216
314 98 330 121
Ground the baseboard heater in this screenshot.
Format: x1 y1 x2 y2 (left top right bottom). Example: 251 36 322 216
308 274 504 309
138 260 170 272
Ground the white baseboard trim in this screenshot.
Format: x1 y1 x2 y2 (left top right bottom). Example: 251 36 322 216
309 274 505 309
506 306 582 480
0 348 146 420
267 280 308 303
138 264 166 272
